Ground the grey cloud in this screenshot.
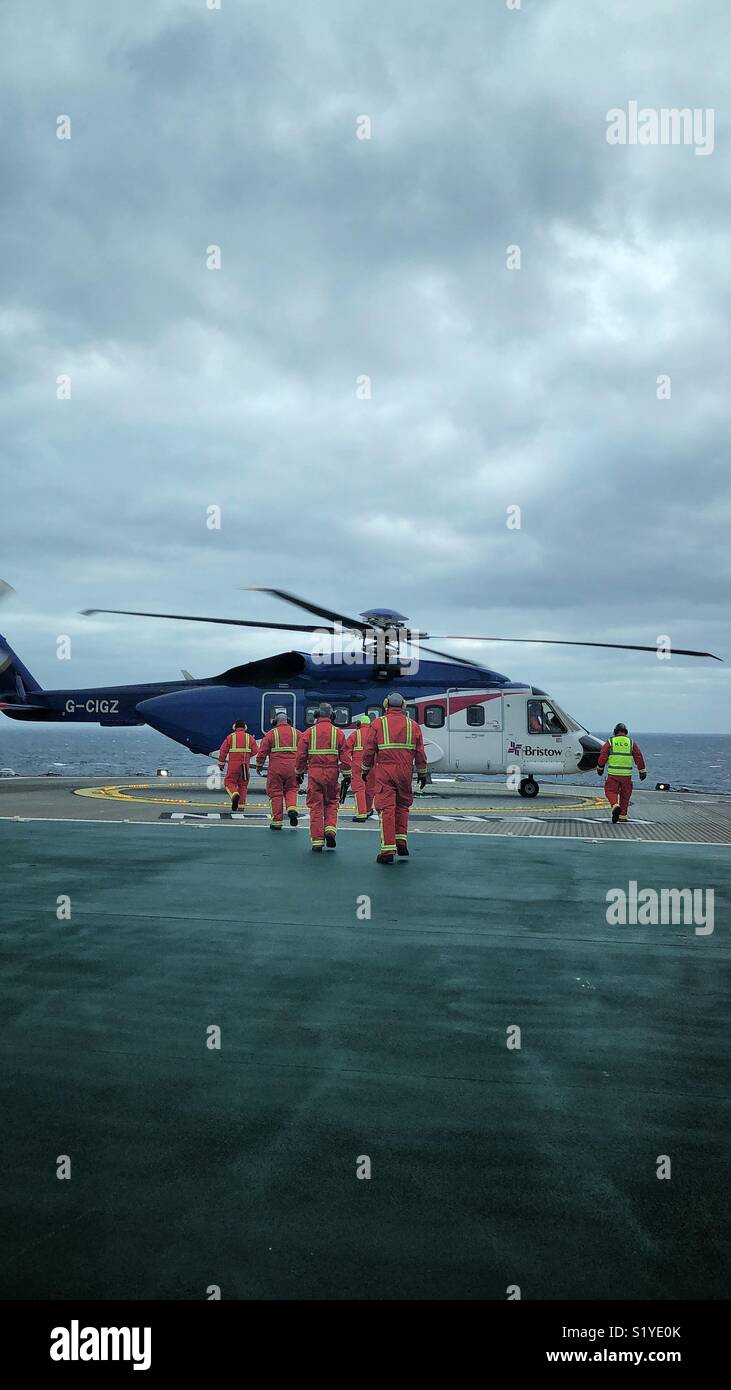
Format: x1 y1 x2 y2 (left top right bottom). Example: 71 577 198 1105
1 0 729 730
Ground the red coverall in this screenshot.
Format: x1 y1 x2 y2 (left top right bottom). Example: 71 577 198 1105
345 725 374 820
361 711 428 854
295 718 351 846
255 722 301 826
597 738 646 819
218 729 258 807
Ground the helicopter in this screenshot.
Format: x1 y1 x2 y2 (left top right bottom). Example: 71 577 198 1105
0 583 721 797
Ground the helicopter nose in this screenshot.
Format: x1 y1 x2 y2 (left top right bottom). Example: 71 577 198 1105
577 733 603 771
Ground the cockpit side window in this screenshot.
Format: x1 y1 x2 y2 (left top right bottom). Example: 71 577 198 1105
527 699 544 733
527 698 567 734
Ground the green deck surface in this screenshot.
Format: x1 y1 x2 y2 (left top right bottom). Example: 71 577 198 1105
1 821 728 1300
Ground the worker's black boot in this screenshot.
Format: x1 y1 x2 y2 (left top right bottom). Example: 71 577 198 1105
376 853 394 865
230 794 240 814
312 844 323 853
396 842 409 857
288 810 298 827
352 815 366 823
325 833 337 849
611 805 620 824
269 823 282 831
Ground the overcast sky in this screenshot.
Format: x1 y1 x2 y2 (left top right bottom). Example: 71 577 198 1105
1 0 729 736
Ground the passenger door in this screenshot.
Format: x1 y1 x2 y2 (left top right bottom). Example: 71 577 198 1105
447 691 503 771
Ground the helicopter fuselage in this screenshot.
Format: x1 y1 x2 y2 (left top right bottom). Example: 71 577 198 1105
0 644 602 783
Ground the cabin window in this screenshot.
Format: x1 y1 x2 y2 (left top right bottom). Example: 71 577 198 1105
366 706 382 721
466 705 485 726
305 702 352 726
424 704 445 728
406 704 418 720
527 698 567 735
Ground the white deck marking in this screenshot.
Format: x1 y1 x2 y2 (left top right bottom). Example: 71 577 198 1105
2 815 729 849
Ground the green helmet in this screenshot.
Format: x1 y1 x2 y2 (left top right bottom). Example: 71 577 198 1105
354 713 371 725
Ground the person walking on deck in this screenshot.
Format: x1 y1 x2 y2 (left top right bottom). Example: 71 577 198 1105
596 723 646 823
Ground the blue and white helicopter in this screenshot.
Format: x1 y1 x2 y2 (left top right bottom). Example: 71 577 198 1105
0 584 720 797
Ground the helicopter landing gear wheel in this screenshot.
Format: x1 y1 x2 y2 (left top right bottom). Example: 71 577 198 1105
518 777 539 798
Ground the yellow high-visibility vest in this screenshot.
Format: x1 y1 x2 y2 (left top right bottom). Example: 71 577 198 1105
606 735 634 776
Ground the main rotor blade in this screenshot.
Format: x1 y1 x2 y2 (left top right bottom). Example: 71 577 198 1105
0 580 17 604
80 605 486 666
417 642 483 669
81 608 337 634
434 635 722 661
244 587 369 633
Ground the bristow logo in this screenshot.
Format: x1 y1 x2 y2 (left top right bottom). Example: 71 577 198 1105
606 101 714 156
50 1321 151 1371
605 881 714 936
508 741 561 757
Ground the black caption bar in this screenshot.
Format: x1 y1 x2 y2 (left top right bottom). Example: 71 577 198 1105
1 1300 725 1376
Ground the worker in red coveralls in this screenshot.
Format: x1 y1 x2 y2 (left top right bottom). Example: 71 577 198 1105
217 720 258 814
361 692 428 864
255 711 301 830
596 722 647 824
345 714 375 822
295 702 351 851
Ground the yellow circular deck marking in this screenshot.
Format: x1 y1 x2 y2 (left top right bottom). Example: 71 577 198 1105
75 782 208 806
74 783 605 815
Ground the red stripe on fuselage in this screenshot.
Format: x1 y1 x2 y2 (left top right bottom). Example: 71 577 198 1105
414 692 502 717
